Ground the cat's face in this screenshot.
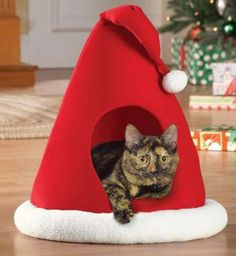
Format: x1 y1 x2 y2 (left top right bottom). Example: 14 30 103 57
122 124 179 186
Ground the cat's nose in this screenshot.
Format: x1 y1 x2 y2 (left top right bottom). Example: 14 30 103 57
149 164 156 173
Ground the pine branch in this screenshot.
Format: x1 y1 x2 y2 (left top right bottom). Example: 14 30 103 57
159 0 236 57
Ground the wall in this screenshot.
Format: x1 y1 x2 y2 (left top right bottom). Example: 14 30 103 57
18 0 181 67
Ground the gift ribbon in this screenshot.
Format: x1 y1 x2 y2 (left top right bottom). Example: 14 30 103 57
180 44 186 70
202 125 233 131
224 78 236 96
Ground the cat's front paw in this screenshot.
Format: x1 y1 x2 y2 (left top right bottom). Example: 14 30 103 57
114 209 134 224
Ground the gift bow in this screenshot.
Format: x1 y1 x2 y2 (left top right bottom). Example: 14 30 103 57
224 78 236 96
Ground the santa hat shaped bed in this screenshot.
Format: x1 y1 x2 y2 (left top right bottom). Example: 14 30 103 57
14 5 227 244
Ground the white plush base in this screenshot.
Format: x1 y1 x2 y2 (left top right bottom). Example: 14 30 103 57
14 199 227 244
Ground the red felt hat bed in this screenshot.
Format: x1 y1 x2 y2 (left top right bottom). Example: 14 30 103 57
14 5 227 244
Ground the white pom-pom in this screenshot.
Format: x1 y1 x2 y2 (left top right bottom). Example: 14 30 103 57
162 70 188 93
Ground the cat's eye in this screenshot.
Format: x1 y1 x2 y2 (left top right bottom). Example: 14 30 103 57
161 155 168 163
138 155 148 164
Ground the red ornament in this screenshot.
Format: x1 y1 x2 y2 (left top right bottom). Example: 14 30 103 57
189 26 203 41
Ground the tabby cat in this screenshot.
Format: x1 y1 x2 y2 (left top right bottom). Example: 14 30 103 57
92 124 179 224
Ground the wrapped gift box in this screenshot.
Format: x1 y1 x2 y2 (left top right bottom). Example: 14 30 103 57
211 63 236 95
186 41 226 86
189 95 236 110
171 38 227 85
191 125 236 151
171 37 185 70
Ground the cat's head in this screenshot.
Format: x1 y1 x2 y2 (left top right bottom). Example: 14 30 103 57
122 124 179 186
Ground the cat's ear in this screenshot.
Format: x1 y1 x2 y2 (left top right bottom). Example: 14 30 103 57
161 124 177 151
125 124 143 150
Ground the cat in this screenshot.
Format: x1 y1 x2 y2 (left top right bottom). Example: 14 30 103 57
91 124 179 224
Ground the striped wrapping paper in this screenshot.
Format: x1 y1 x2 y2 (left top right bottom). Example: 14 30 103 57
189 95 236 110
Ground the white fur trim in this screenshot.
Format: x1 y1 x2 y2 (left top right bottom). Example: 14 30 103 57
162 70 188 93
14 199 227 244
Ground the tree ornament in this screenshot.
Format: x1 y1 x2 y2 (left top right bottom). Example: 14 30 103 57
216 0 228 16
188 26 203 40
222 21 236 37
188 0 195 9
196 21 201 26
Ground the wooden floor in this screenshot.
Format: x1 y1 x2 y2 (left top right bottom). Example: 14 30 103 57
0 69 236 256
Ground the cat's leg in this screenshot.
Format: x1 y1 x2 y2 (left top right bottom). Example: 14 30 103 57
103 184 134 224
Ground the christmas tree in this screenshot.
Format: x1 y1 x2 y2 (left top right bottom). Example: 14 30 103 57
160 0 236 54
